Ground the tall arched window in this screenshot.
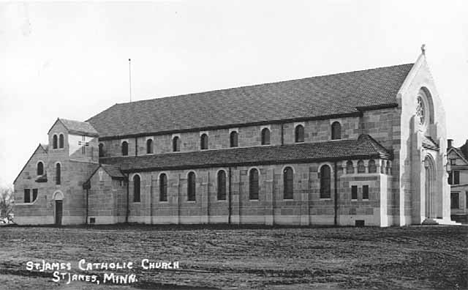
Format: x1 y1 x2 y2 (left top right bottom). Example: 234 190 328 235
320 165 331 198
346 160 354 174
261 128 270 145
37 162 44 176
187 172 196 201
230 131 238 148
133 175 141 202
121 141 128 156
295 125 304 143
217 170 227 200
283 167 294 199
59 134 64 148
53 135 58 149
357 160 365 173
368 159 377 173
331 122 341 140
159 173 167 202
249 168 259 200
200 134 208 150
146 139 153 154
99 143 104 157
172 136 181 152
55 163 61 185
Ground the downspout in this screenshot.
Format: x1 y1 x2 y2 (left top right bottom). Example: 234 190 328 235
135 138 138 156
334 161 338 226
150 175 154 225
85 188 89 225
281 124 284 145
228 167 232 225
126 177 130 223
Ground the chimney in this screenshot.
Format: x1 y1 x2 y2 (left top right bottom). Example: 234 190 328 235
447 139 453 149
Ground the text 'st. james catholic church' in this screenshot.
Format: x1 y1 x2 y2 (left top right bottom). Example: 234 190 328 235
13 51 457 226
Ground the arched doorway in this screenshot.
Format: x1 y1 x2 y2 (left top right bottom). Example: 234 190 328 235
53 191 64 226
424 156 435 219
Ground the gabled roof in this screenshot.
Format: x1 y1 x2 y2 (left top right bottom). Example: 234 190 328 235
460 141 468 160
84 164 126 186
88 63 414 139
101 164 126 179
448 147 468 165
422 136 439 150
13 144 48 184
48 118 99 137
100 134 391 173
39 144 49 152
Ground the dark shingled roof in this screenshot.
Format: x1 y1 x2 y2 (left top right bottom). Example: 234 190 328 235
58 118 99 137
88 63 414 139
100 134 391 172
83 164 126 188
422 136 439 150
101 164 125 179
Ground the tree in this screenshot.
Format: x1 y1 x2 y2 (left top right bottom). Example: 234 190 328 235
0 185 14 224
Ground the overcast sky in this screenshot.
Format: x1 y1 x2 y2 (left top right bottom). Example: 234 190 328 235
1 0 467 187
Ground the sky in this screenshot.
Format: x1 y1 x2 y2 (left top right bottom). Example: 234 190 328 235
0 0 467 187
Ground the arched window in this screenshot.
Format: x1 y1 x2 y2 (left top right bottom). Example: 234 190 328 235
53 134 58 149
187 172 196 201
249 168 259 200
146 139 153 154
320 165 331 198
59 134 64 148
295 125 304 143
217 170 226 200
121 141 128 156
133 175 141 202
368 159 377 173
172 136 181 152
159 173 167 202
200 134 208 150
230 131 238 148
331 122 341 140
99 143 104 157
55 163 61 185
261 128 270 145
37 162 44 176
357 160 365 173
283 167 294 199
346 160 354 174
386 161 392 175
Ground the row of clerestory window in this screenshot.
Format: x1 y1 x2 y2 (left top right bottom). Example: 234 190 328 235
131 165 334 202
115 122 342 157
52 134 65 149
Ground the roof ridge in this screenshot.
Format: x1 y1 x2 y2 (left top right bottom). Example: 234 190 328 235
113 63 414 106
88 63 414 138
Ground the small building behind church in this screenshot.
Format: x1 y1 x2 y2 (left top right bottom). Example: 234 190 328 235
13 52 457 227
447 139 468 223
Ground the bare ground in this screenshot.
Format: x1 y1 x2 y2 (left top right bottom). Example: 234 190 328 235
0 225 466 290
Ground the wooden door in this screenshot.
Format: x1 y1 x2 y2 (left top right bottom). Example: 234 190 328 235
55 200 63 226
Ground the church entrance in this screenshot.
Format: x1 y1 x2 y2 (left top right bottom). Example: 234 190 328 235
53 191 64 226
424 156 435 219
55 200 63 226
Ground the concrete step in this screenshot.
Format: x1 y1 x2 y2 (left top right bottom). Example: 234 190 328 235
422 218 462 225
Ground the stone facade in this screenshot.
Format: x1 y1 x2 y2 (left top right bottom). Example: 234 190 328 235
13 53 456 226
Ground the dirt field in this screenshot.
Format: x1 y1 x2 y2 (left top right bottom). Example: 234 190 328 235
0 225 466 290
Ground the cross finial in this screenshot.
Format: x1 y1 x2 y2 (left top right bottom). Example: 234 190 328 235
421 44 426 55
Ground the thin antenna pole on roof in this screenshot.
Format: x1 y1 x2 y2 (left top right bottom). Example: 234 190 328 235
128 58 132 102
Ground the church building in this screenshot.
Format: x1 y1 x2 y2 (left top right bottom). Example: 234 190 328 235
13 52 456 227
